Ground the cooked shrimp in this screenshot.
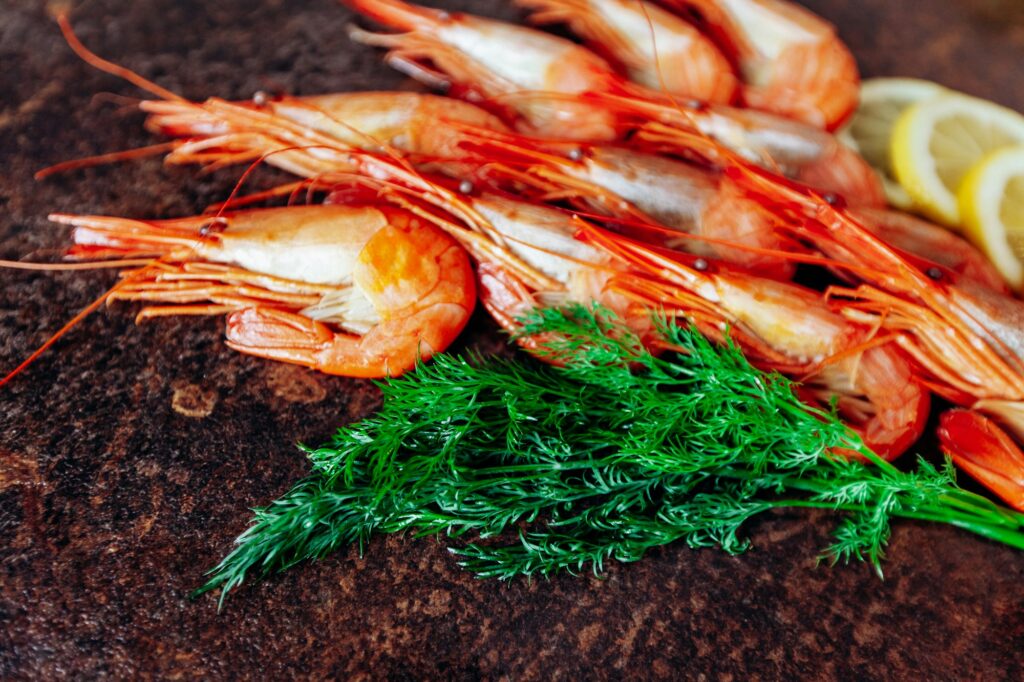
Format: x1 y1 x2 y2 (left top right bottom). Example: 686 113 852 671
142 91 510 177
727 158 1024 402
452 125 797 279
585 230 930 460
49 206 476 378
619 98 885 206
516 0 738 103
664 0 860 129
344 0 626 140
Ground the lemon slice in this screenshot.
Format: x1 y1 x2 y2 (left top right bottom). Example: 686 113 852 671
958 145 1024 290
892 93 1024 226
838 78 948 209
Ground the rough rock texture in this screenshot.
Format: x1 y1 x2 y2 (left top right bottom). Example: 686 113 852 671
2 0 1024 678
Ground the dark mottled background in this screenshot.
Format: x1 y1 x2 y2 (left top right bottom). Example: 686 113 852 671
2 0 1024 678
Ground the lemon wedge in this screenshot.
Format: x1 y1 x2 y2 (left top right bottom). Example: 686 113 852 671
892 93 1024 226
838 78 948 209
958 145 1024 290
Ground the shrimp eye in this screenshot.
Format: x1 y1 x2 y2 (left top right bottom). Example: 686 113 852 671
685 99 707 112
693 258 709 272
200 217 229 236
458 180 474 194
926 267 944 281
252 90 269 107
568 148 584 161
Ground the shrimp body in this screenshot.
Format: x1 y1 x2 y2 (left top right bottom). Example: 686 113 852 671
52 206 476 378
345 0 623 140
454 193 654 339
667 0 859 129
517 0 738 103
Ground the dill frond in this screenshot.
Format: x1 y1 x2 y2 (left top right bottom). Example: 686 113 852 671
196 305 1024 606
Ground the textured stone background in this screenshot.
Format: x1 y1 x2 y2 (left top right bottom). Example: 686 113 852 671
2 0 1024 678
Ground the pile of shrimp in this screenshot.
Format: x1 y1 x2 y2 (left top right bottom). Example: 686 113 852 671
7 0 1024 511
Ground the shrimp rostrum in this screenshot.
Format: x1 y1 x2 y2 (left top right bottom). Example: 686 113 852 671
51 205 476 378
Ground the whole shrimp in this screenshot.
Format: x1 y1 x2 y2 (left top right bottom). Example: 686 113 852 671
46 205 477 379
45 12 511 184
582 227 929 460
344 0 631 140
442 123 1006 291
451 124 798 279
663 0 860 129
516 0 738 103
141 91 510 179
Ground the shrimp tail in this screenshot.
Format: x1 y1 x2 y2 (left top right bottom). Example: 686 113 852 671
939 409 1024 512
223 308 397 378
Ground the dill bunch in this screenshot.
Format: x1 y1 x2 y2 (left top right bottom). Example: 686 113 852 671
197 306 1024 607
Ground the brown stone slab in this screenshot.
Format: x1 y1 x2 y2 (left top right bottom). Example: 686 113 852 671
2 0 1023 678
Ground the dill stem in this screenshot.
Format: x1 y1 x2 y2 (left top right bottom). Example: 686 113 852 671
894 510 1024 550
759 497 1024 550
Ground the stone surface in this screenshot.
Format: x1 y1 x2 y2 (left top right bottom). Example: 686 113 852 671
2 0 1023 678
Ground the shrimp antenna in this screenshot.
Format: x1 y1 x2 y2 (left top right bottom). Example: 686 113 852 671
0 282 122 388
35 142 179 180
51 6 186 102
0 259 156 271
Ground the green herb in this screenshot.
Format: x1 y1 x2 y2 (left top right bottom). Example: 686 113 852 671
196 306 1024 607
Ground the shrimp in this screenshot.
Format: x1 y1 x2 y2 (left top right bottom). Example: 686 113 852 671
722 149 1024 495
452 125 798 279
516 0 738 103
49 205 476 378
141 91 510 178
726 158 1024 402
619 97 885 206
580 229 929 459
344 0 627 140
663 0 860 129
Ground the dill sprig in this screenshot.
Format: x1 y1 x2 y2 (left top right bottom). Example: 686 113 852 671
196 306 1024 607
